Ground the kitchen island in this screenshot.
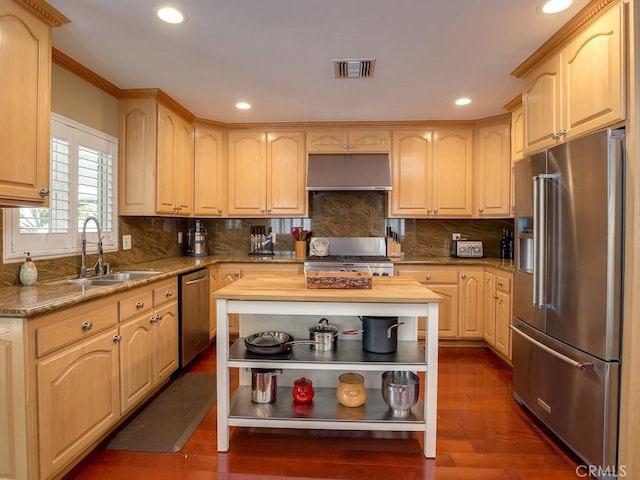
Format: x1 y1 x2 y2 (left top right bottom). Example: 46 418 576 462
213 274 441 457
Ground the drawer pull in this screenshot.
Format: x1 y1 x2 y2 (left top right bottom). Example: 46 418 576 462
81 321 93 331
150 315 157 324
426 275 431 281
136 301 144 309
461 274 466 279
497 281 504 287
165 290 173 297
113 334 122 343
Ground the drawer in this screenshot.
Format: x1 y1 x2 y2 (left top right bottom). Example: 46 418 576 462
496 274 512 294
153 278 178 307
119 288 154 321
36 302 118 357
395 267 459 284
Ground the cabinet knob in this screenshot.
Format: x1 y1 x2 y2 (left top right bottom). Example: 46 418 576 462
348 144 354 149
150 315 157 324
493 294 499 299
113 334 122 343
260 208 265 213
560 129 568 137
39 188 50 197
433 208 438 213
136 301 144 309
218 208 222 213
427 209 432 214
165 290 173 297
461 274 467 279
478 208 484 213
342 144 349 149
497 281 504 287
267 208 272 213
234 271 240 277
81 321 93 331
426 274 431 281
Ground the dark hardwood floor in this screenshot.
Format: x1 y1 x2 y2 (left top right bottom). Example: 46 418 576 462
64 345 581 480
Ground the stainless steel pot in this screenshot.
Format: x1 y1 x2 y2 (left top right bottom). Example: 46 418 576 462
250 368 282 403
308 318 339 351
381 370 419 416
360 316 404 353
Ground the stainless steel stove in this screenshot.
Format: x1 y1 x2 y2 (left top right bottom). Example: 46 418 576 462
304 237 394 276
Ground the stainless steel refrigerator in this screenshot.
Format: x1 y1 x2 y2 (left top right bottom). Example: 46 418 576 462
512 128 624 478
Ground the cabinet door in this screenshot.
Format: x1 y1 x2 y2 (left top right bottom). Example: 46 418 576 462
389 130 432 217
459 269 484 338
428 284 459 338
495 290 512 359
563 3 624 140
523 54 562 153
119 314 154 413
119 98 157 215
0 2 51 207
194 124 226 216
348 129 391 152
154 302 178 382
37 329 119 480
306 130 349 153
227 131 267 216
483 272 497 345
156 104 177 214
511 105 524 162
173 117 194 215
266 131 307 216
475 122 511 217
432 129 473 217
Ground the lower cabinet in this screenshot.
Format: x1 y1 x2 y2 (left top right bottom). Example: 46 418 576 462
483 269 513 360
214 263 303 335
26 276 178 479
458 268 484 339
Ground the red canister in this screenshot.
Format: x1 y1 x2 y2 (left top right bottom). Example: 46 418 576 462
292 377 315 403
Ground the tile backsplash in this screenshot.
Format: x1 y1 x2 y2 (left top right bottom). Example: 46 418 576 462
0 192 513 285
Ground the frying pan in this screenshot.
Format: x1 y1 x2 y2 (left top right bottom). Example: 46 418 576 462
244 331 318 355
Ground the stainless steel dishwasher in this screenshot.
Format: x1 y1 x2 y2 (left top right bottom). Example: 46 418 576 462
179 268 210 367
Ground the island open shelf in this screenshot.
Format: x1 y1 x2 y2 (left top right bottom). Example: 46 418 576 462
213 274 441 458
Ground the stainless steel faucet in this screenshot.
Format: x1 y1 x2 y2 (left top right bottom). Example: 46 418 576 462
80 216 103 278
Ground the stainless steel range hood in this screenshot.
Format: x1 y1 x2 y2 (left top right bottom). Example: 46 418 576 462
306 153 392 191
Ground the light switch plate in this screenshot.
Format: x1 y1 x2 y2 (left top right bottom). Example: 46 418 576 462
122 235 132 250
452 233 461 240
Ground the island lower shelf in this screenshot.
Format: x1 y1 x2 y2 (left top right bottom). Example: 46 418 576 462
229 386 426 431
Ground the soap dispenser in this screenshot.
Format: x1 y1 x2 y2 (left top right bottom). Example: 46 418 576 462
20 252 38 286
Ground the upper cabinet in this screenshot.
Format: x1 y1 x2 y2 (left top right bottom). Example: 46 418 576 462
227 131 307 217
306 129 390 153
0 0 68 207
194 123 226 217
389 128 473 218
475 120 511 218
510 104 524 163
119 92 195 216
519 2 625 154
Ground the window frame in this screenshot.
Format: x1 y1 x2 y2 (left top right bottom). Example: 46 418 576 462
2 113 119 263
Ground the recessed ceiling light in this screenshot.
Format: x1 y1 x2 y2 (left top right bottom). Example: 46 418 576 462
540 0 572 14
455 97 472 106
157 6 186 24
236 102 252 110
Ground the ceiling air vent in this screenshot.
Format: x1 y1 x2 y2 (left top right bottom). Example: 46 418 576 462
333 58 376 78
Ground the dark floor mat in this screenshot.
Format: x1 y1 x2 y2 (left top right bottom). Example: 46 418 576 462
106 372 216 453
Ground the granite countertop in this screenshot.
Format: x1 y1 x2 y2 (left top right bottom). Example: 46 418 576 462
0 254 513 319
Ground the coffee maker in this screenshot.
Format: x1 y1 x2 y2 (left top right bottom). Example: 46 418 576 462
185 220 209 257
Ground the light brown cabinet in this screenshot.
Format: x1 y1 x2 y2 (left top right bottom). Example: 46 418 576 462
194 123 226 217
119 95 194 216
119 278 178 414
0 0 59 207
521 3 625 154
31 298 120 480
475 121 511 218
215 263 303 334
306 129 390 153
227 131 307 217
389 129 473 218
458 268 484 339
483 269 512 360
394 266 459 339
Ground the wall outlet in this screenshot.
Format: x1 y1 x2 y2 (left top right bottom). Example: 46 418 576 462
177 231 183 244
452 233 461 240
122 234 132 250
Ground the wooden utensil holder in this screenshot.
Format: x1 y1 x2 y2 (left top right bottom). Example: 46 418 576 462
295 240 307 260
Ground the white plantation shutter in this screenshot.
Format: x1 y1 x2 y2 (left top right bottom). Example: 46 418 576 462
3 114 118 261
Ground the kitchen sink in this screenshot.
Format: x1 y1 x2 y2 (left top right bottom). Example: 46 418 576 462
51 270 163 287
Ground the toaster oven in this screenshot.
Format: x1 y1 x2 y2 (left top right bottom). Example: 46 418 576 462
450 240 484 258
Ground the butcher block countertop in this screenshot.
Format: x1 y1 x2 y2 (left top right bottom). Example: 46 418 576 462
213 274 442 304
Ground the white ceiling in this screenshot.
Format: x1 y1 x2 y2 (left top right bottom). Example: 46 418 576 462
47 0 591 123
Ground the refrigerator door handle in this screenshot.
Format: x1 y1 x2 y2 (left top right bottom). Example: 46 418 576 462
532 175 544 307
509 325 594 371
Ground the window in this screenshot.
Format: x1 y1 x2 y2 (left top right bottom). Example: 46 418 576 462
3 114 118 262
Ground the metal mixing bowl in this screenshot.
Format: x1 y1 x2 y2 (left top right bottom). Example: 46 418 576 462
381 371 419 417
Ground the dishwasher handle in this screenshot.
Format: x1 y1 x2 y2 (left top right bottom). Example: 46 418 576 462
185 276 208 286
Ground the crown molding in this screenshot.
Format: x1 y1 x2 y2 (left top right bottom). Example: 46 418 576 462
13 0 69 27
474 113 512 126
502 94 522 112
119 88 196 123
222 119 480 130
512 0 619 78
52 48 121 98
